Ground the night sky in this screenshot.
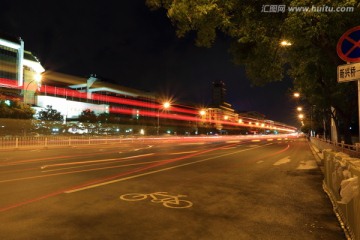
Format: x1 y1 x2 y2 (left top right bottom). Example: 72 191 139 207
0 0 297 126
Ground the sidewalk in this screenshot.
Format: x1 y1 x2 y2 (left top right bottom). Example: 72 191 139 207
308 140 352 240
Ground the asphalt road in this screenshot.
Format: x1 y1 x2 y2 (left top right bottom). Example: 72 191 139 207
0 135 345 240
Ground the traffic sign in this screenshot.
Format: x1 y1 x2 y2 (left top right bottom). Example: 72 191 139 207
337 62 360 82
337 26 360 62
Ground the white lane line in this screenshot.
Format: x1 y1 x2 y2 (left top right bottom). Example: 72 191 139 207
42 159 164 173
169 151 198 155
65 143 273 193
178 142 205 145
296 160 318 170
273 156 291 166
40 153 154 169
0 159 164 184
257 161 264 164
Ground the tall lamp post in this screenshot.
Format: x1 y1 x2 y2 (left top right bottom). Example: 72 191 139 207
196 109 206 134
157 101 171 135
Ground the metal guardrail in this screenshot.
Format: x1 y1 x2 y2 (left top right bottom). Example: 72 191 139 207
0 136 143 149
311 137 360 158
311 137 360 240
0 134 297 150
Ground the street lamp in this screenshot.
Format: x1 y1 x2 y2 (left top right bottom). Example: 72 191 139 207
293 92 300 98
297 107 303 111
157 101 171 135
280 40 292 46
195 109 206 135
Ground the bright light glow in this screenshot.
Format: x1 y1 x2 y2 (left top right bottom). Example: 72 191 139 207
298 114 304 119
294 92 300 98
297 107 302 111
280 40 292 46
238 119 243 123
199 110 206 116
163 102 171 109
140 129 145 135
34 73 42 83
224 115 229 120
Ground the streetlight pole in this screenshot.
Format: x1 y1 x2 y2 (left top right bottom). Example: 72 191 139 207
157 101 170 135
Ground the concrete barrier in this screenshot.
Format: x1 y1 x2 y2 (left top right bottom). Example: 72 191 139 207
321 149 360 240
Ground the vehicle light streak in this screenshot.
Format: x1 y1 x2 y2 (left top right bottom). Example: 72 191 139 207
0 77 297 132
40 153 155 170
0 142 240 212
65 143 272 193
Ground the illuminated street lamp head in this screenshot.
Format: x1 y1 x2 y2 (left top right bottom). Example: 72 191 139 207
163 101 171 109
199 110 206 116
293 92 300 98
298 114 304 120
34 73 42 83
280 40 292 46
297 107 302 111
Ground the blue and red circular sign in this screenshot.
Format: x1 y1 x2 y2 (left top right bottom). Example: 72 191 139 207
337 26 360 62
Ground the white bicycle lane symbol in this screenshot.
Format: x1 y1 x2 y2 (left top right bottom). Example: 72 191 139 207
120 192 193 209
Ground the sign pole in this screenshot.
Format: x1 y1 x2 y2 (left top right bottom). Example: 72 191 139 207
337 26 360 143
358 80 360 142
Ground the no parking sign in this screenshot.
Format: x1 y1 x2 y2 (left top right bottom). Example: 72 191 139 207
337 26 360 62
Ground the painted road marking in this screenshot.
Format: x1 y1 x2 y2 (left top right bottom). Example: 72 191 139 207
257 160 264 164
296 160 318 170
0 159 166 184
273 156 291 166
169 151 198 155
178 142 205 145
41 153 154 170
226 140 240 143
120 192 192 209
221 147 237 149
65 143 273 193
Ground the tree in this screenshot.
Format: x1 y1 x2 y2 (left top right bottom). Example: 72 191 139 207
78 109 98 123
146 0 360 143
38 105 63 121
0 97 34 119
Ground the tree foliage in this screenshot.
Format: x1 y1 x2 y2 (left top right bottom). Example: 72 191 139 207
0 97 34 119
146 0 360 142
78 109 98 123
38 105 63 121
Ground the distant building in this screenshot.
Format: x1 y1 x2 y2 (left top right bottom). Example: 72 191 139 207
201 81 239 131
0 33 44 101
37 72 157 120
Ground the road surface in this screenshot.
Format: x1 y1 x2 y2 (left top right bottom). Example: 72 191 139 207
0 135 345 239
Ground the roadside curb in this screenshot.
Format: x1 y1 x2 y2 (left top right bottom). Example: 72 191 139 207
308 141 325 174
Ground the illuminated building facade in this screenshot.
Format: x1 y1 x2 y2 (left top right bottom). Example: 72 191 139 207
0 33 45 103
37 73 157 121
202 81 239 131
